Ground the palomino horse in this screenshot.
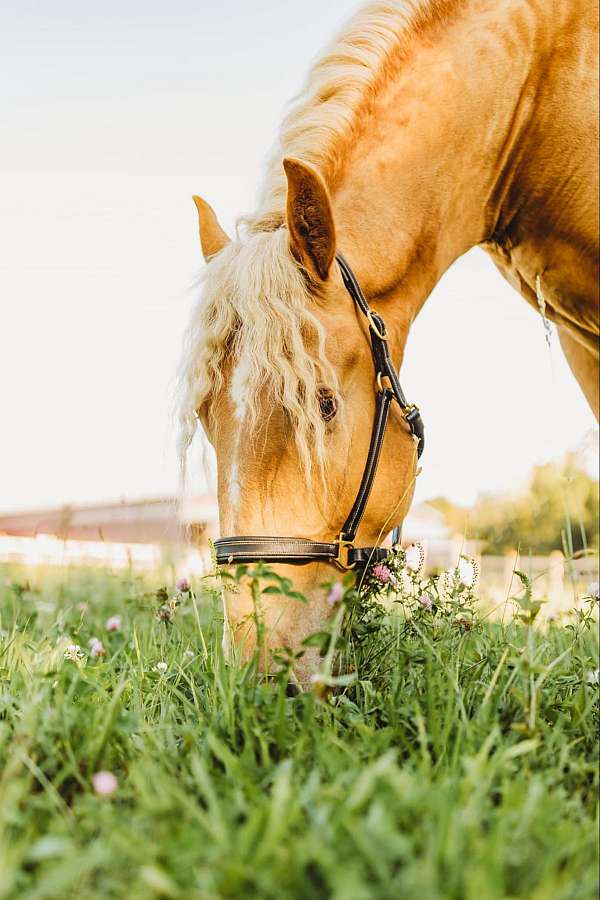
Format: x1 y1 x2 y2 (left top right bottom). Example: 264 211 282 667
178 0 599 679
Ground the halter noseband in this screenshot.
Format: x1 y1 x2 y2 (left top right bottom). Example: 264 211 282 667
214 252 424 571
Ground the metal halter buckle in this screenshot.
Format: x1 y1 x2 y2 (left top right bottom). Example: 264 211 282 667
334 536 355 570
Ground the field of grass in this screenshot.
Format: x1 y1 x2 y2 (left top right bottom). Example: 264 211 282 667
0 561 598 900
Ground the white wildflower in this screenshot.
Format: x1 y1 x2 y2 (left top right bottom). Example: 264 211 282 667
439 569 456 596
458 556 478 588
586 581 599 601
64 643 85 663
405 543 424 573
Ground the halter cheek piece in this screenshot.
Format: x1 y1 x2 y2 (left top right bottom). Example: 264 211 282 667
214 252 425 571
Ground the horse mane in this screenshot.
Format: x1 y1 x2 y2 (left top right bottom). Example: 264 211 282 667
176 228 337 481
177 1 457 478
247 0 458 232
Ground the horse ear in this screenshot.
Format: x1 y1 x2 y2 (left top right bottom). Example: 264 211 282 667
283 157 336 281
192 196 231 261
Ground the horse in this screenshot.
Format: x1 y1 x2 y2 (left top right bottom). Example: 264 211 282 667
177 0 599 681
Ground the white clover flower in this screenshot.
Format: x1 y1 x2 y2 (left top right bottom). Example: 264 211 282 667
88 637 106 658
92 771 118 796
105 615 122 632
586 669 599 685
154 661 168 674
184 649 195 659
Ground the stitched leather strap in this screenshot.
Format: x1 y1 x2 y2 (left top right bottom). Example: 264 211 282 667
340 388 393 542
214 537 391 568
215 537 338 565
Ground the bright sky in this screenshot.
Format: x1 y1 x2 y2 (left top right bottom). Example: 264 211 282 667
1 0 596 513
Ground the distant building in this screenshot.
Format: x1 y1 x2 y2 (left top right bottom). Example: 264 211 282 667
0 495 218 543
402 502 450 544
0 495 217 570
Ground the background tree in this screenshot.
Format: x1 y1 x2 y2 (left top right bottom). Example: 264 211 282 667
430 454 599 556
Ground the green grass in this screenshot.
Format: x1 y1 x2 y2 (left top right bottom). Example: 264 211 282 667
0 563 597 900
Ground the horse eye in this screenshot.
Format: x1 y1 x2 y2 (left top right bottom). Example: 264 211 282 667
318 388 337 422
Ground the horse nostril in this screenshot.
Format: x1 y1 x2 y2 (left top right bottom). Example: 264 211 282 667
317 387 337 422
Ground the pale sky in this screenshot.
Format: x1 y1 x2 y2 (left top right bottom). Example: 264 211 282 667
1 0 596 513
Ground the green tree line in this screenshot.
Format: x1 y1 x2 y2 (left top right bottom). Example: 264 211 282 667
431 454 599 556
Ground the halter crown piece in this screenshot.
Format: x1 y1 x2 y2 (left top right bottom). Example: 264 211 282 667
214 252 425 571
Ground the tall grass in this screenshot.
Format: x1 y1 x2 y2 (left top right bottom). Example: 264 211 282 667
0 563 597 899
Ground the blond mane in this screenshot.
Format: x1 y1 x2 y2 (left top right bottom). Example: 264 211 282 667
176 228 337 480
177 1 456 478
247 0 457 232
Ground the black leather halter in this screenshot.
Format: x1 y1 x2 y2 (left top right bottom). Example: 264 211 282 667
214 252 424 571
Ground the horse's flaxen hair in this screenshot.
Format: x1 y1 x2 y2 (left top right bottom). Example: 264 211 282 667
176 228 336 480
176 1 457 479
248 0 457 233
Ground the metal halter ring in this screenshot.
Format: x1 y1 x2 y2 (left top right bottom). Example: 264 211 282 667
376 371 391 393
366 310 388 340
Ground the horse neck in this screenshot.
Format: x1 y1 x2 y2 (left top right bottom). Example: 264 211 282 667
330 0 541 327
